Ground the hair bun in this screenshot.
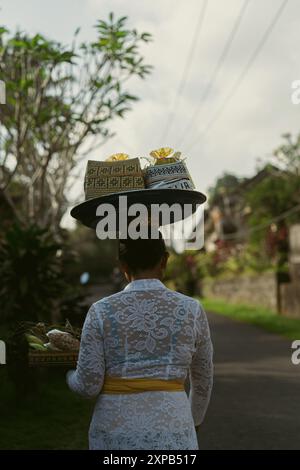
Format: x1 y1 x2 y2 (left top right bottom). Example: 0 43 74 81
118 234 166 273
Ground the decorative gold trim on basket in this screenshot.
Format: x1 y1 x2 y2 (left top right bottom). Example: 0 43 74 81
28 351 78 367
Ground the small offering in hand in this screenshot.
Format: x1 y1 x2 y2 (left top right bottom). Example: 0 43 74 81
24 321 81 366
46 329 80 351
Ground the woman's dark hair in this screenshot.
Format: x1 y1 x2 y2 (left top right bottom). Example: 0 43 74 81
118 233 167 273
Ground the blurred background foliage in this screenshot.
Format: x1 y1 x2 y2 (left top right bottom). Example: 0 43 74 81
0 13 152 234
0 13 151 332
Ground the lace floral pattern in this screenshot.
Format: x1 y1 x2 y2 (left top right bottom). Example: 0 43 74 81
67 279 213 450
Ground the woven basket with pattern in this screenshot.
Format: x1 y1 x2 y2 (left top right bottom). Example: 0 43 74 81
84 157 145 199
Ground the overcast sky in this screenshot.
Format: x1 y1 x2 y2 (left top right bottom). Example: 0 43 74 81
1 0 299 227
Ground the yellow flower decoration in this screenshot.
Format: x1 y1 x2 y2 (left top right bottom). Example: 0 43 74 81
150 147 173 160
106 153 129 162
149 147 183 166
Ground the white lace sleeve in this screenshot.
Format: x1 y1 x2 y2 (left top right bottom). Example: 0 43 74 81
66 303 105 399
189 302 213 426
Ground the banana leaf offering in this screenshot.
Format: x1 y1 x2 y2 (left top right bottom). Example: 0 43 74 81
24 320 81 366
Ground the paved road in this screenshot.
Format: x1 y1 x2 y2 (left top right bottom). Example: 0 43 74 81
198 312 300 450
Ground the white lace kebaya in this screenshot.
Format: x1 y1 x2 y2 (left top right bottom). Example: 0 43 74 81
67 278 213 450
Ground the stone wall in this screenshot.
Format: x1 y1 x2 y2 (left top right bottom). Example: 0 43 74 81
203 272 300 317
203 273 278 311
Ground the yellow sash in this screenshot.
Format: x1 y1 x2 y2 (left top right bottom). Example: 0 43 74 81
101 376 185 394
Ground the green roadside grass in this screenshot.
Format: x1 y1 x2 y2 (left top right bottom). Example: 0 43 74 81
0 366 94 449
201 297 300 340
